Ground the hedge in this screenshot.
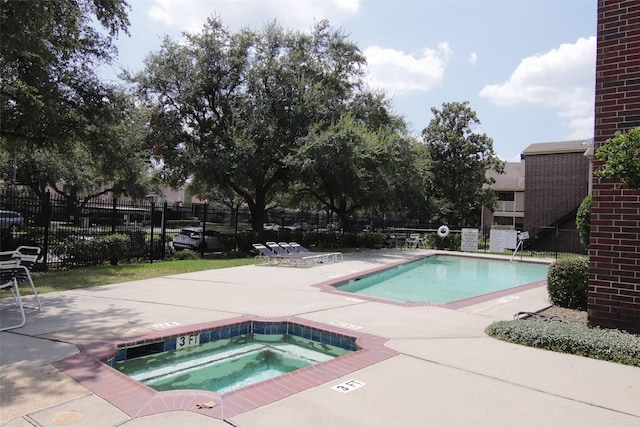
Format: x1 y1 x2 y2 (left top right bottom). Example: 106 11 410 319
486 320 640 367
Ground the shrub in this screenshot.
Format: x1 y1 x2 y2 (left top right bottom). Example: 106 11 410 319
148 237 167 260
423 232 461 251
486 320 640 367
353 231 386 248
166 219 202 228
171 250 200 260
547 257 588 310
576 195 591 249
101 233 131 265
55 233 137 267
595 126 640 189
54 236 105 267
127 229 147 257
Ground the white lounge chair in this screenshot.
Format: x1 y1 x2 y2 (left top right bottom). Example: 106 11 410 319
266 242 317 267
278 242 332 264
253 243 311 267
288 242 343 263
12 246 42 310
1 247 42 331
252 243 282 265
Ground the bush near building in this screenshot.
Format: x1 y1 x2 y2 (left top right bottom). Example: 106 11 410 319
486 321 640 367
547 257 589 310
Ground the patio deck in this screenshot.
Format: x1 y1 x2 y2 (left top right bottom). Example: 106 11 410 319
1 250 639 426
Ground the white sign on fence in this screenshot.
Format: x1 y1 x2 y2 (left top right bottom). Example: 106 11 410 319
489 229 518 252
460 228 479 252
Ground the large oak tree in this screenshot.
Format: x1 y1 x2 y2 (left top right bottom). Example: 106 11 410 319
292 93 424 229
1 0 151 207
133 19 367 232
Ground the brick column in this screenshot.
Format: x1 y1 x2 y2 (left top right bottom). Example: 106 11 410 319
589 0 640 332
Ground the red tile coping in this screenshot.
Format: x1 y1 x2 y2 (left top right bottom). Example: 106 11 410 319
314 253 547 309
52 315 399 421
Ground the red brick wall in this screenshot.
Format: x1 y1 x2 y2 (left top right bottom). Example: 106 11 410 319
589 0 640 333
523 152 589 228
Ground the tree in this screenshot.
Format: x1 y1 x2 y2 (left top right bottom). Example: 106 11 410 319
1 0 141 210
292 93 424 228
1 0 130 148
133 18 366 232
6 90 153 220
421 101 504 225
595 127 640 190
576 194 591 248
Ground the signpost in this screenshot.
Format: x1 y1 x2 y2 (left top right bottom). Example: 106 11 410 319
489 228 518 252
461 228 479 252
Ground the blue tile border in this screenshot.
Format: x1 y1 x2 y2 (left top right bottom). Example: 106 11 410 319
107 319 359 364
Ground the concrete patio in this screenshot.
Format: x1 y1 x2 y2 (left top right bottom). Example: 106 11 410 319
1 250 639 426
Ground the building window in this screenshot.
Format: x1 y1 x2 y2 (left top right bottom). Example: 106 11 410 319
497 192 515 202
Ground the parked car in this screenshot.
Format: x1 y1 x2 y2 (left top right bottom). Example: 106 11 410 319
315 222 341 232
284 222 310 231
0 210 25 232
263 223 280 231
172 227 223 251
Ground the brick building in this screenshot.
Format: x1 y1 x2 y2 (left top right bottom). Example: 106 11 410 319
521 140 591 230
589 0 640 332
483 162 525 228
483 140 591 253
481 140 591 254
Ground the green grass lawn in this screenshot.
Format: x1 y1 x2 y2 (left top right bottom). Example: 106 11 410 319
5 247 362 297
6 258 256 296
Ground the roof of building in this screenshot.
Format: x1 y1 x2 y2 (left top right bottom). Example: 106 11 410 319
521 138 593 157
486 162 525 191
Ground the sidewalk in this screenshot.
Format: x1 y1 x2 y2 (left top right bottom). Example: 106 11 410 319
1 250 639 426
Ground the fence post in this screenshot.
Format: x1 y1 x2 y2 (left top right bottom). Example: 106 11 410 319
111 196 117 234
234 206 238 252
43 191 51 269
161 201 167 259
149 201 155 264
483 225 488 253
200 200 208 258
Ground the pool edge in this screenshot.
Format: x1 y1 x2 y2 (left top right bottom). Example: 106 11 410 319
52 315 399 421
315 251 550 309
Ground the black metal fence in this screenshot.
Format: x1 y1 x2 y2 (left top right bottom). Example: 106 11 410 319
1 191 251 268
1 191 587 269
384 225 586 259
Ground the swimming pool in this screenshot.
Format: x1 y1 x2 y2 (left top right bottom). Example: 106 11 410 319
333 254 549 305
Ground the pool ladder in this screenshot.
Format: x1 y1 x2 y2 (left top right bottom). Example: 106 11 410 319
510 240 523 263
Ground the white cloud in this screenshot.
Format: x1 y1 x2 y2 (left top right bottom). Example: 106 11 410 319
479 36 596 139
469 52 477 66
364 42 452 96
333 0 360 14
147 0 360 33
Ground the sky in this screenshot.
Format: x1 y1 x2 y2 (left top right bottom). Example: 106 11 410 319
102 0 598 162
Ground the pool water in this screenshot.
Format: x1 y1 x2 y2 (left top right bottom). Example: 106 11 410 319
115 333 353 394
336 255 548 303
